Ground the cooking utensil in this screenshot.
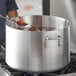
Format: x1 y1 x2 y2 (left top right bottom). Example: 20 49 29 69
6 15 70 72
0 14 27 26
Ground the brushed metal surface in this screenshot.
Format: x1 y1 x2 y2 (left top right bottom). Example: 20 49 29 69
65 0 76 53
58 73 76 76
6 16 70 72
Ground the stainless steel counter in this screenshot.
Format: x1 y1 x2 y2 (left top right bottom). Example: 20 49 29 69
58 73 76 76
0 65 11 76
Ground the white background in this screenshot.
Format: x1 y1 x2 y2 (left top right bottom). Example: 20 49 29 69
16 0 42 15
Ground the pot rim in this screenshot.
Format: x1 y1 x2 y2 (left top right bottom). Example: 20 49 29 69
6 15 70 31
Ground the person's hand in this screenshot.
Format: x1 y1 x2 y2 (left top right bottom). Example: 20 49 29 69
16 17 28 26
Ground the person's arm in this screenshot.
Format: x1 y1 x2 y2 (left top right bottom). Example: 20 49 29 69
7 10 18 18
7 0 27 26
7 0 18 18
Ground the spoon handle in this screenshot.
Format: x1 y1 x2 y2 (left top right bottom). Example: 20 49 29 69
0 14 17 23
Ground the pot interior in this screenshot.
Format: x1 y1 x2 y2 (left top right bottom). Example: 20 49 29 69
6 15 69 31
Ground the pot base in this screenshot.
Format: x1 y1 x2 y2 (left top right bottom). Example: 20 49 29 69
6 61 70 73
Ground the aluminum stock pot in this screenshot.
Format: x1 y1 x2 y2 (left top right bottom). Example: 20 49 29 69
6 15 70 72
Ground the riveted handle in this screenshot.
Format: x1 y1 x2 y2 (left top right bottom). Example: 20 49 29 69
44 35 63 48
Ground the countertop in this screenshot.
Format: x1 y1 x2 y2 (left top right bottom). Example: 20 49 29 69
58 73 76 76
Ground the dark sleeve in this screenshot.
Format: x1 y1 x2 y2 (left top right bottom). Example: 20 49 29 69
6 0 18 12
